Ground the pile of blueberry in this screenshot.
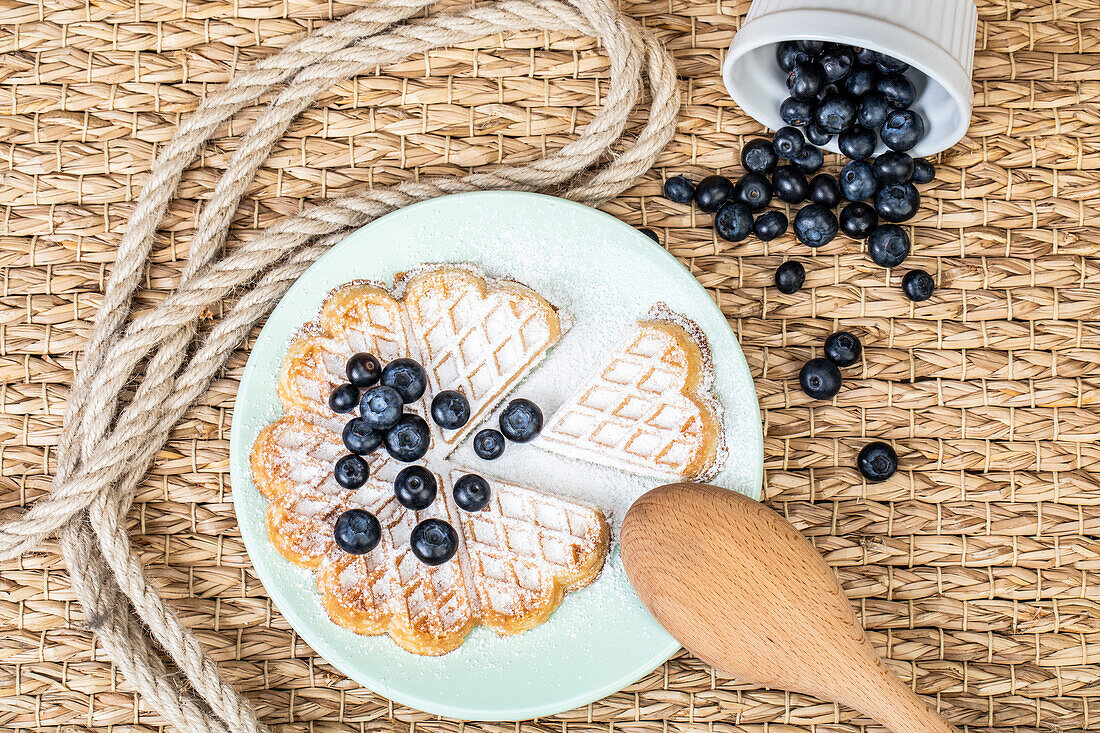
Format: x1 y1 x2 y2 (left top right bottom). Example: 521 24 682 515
325 352 545 565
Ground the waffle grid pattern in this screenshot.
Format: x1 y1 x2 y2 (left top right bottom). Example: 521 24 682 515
1 0 1099 730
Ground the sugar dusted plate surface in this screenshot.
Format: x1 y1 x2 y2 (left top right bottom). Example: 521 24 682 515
229 191 763 720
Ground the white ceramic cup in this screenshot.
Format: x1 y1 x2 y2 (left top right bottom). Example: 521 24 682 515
722 0 978 157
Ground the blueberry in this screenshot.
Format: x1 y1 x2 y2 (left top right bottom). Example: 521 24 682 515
394 465 437 511
872 151 914 184
902 269 935 302
780 97 816 127
639 227 659 243
383 413 431 462
774 261 806 294
792 146 824 175
873 52 909 75
359 385 404 431
741 138 779 174
734 172 773 211
818 47 854 83
346 353 381 388
880 108 925 152
410 518 458 566
786 61 826 100
430 390 470 430
809 174 841 207
793 204 838 248
843 64 879 98
838 126 876 161
799 358 842 400
804 124 832 147
867 224 911 268
910 158 935 184
380 358 427 403
473 428 505 460
333 454 369 490
453 474 491 512
328 383 360 414
876 73 915 108
857 92 890 130
714 201 753 242
797 40 825 55
875 182 920 222
814 94 856 134
342 417 382 455
840 160 878 201
824 331 862 367
333 509 381 554
773 165 809 204
663 175 695 204
839 202 878 239
499 398 543 442
694 175 734 213
754 210 788 241
772 126 806 159
858 442 898 482
776 41 810 72
853 46 877 65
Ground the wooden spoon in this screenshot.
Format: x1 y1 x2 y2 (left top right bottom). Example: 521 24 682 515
620 482 957 733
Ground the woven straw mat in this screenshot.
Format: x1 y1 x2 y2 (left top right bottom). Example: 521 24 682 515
1 0 1099 730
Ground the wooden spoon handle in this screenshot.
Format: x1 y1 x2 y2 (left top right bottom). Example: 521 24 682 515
844 658 959 733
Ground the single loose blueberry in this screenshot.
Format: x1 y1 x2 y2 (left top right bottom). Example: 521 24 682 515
809 174 841 207
872 151 915 184
430 390 470 430
805 123 832 147
838 126 876 161
780 97 816 127
380 358 427 403
857 92 890 130
342 417 382 455
334 509 381 554
346 353 382 388
880 108 925 152
814 94 857 134
787 61 825 100
843 64 879 98
714 201 754 242
774 261 806 294
638 227 659 243
853 46 877 65
867 224 911 267
792 146 825 175
776 41 810 72
772 126 806 159
410 518 458 566
875 182 920 222
453 474 491 512
394 465 437 511
910 158 935 184
334 454 369 490
473 428 506 460
793 204 838 247
773 165 809 204
742 138 779 174
839 202 878 239
359 385 404 431
824 331 862 367
663 175 695 204
902 269 935 302
858 442 898 482
734 172 773 211
873 52 909 75
818 47 854 83
383 413 431 462
840 160 878 201
694 175 734 213
754 210 788 241
499 399 543 442
876 73 915 108
799 358 842 399
798 40 825 54
328 383 360 414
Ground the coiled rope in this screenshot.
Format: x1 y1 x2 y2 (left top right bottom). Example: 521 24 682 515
5 0 679 730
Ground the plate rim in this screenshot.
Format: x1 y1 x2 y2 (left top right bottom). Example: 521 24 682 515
229 190 763 720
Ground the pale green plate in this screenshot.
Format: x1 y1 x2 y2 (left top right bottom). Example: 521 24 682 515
229 191 763 721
